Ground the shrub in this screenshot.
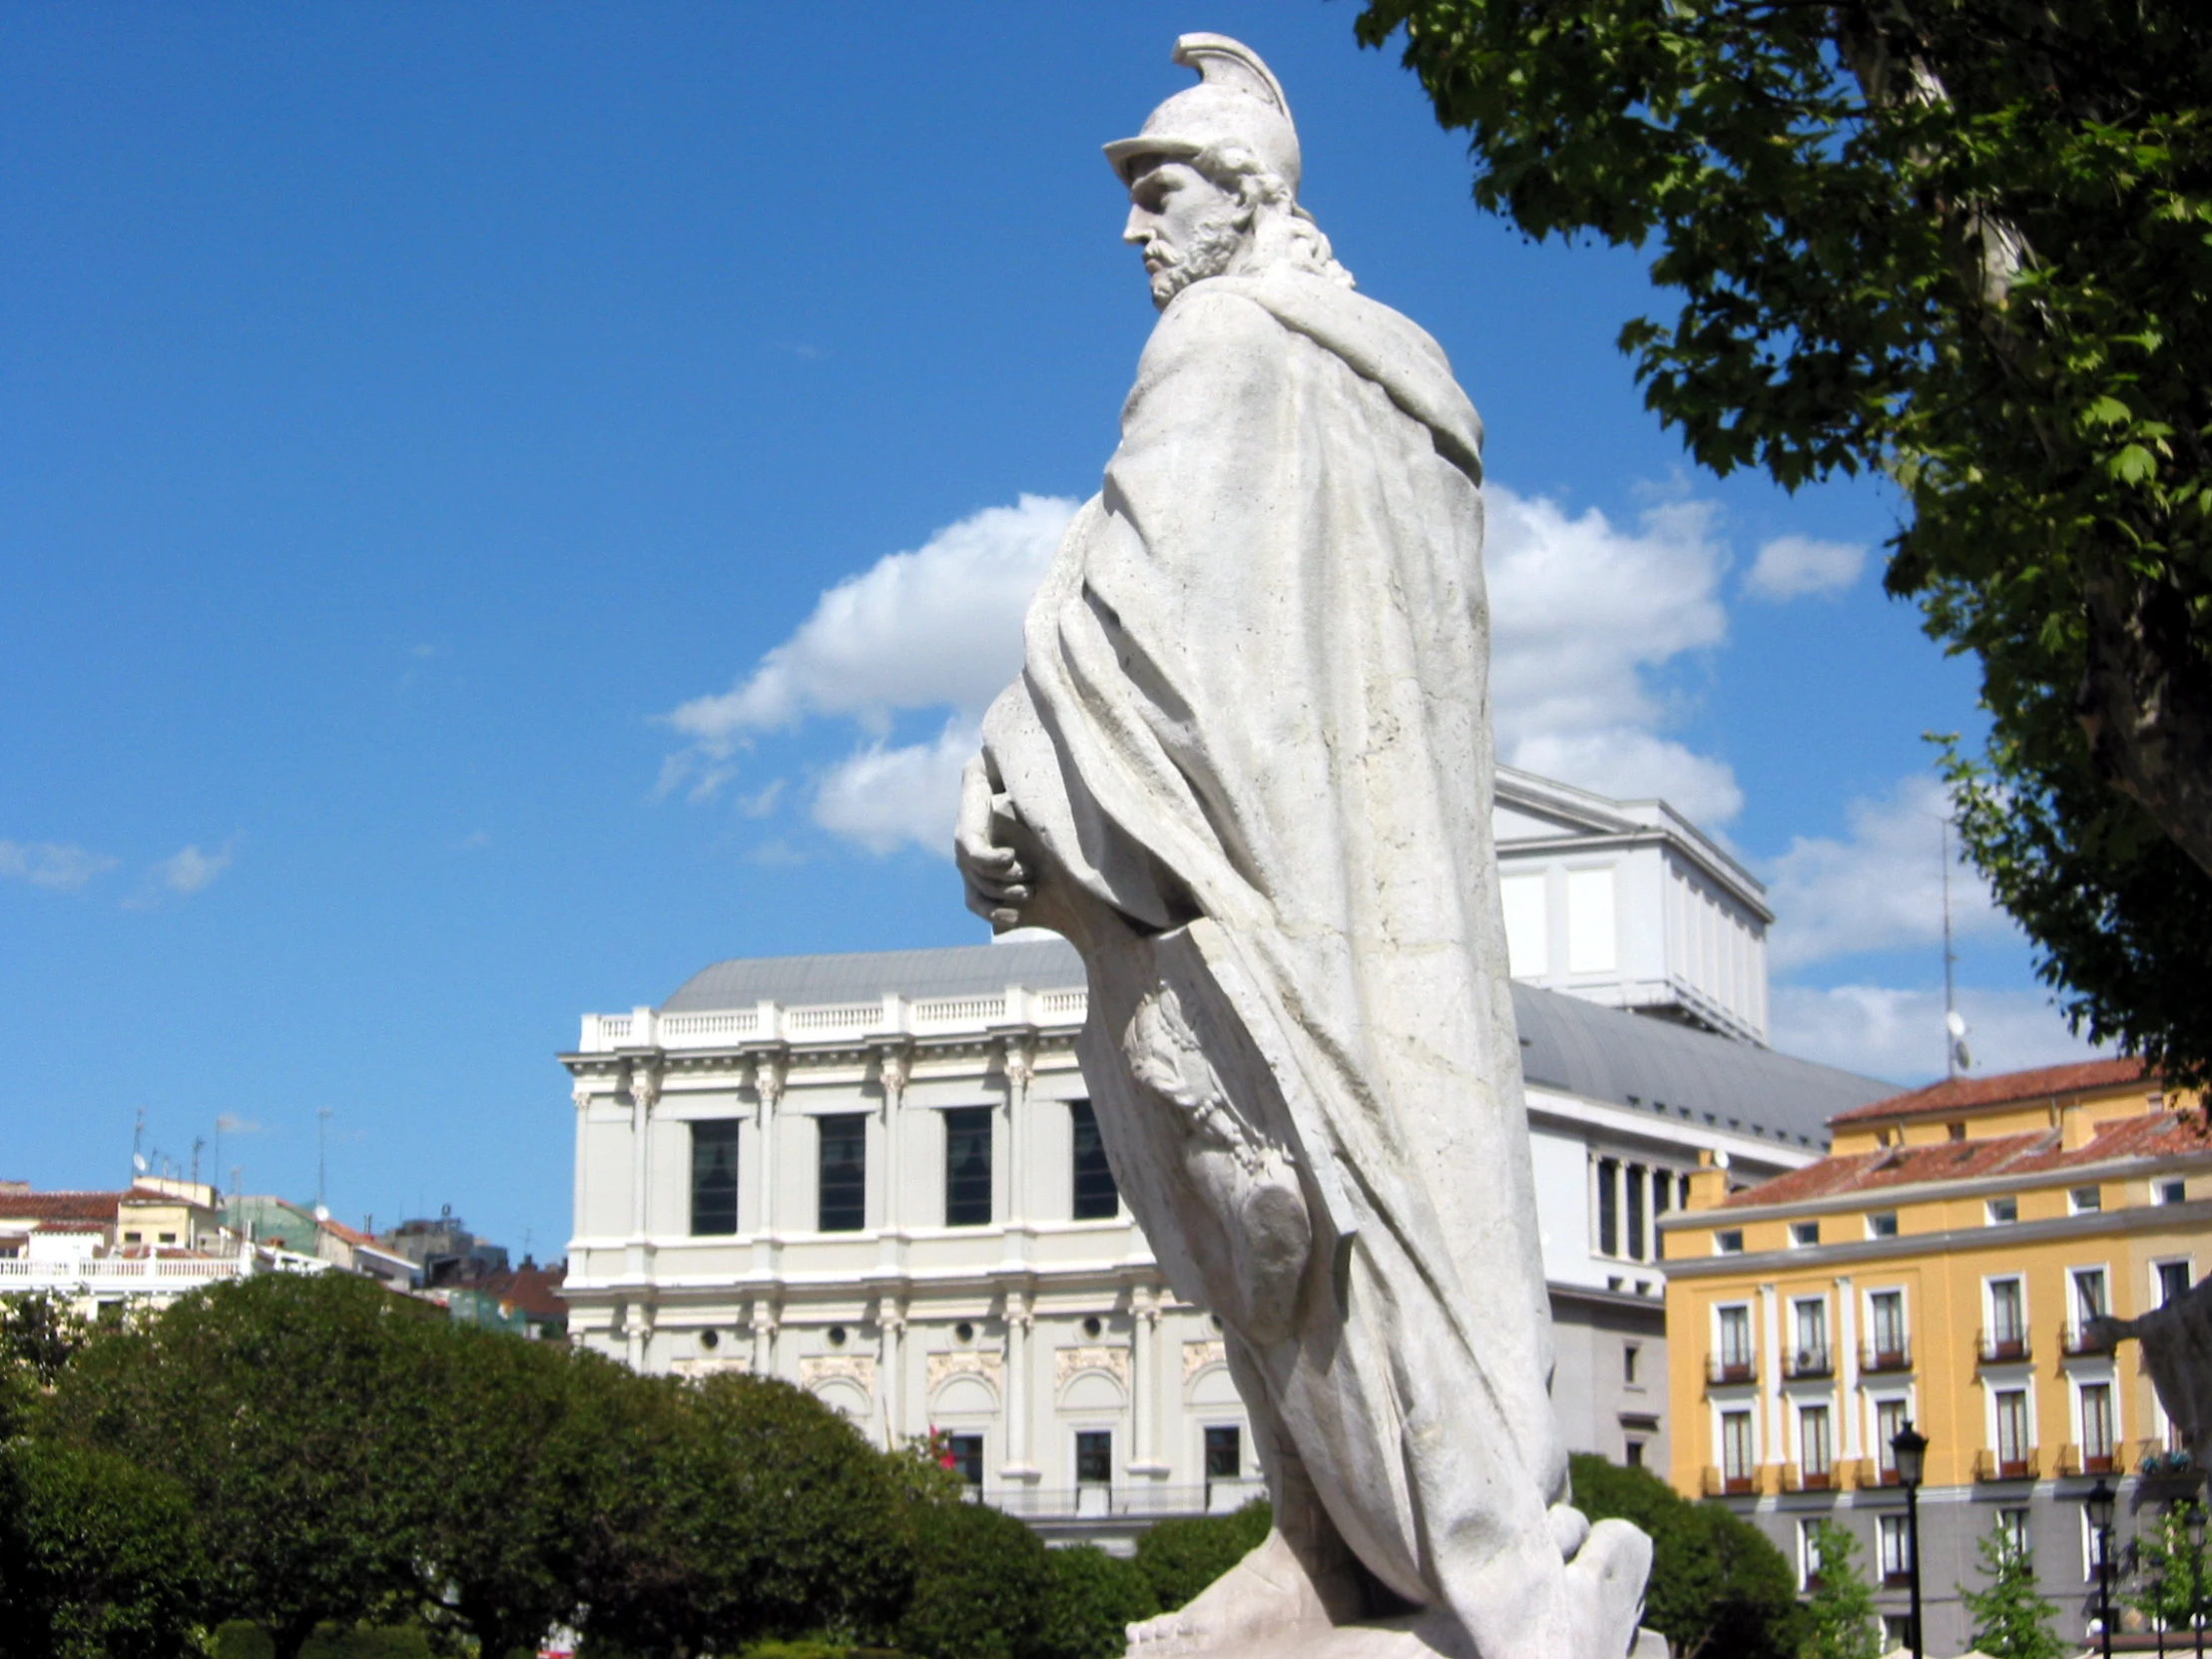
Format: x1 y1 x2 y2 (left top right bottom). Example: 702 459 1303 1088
896 1499 1051 1659
1034 1545 1158 1659
1133 1501 1271 1614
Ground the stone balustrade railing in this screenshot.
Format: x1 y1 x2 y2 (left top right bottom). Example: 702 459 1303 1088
578 985 1090 1054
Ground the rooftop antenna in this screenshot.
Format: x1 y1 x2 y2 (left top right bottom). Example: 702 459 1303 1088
1941 818 1970 1078
191 1136 206 1188
316 1107 333 1211
132 1108 145 1181
230 1165 243 1200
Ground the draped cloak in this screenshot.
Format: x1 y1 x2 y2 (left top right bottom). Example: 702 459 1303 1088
979 268 1573 1635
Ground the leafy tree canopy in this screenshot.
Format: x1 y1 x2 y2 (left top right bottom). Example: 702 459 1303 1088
1033 1546 1159 1659
895 1496 1051 1659
1568 1455 1803 1659
1357 0 2212 1075
1961 1520 2066 1659
1132 1500 1272 1615
1801 1521 1881 1659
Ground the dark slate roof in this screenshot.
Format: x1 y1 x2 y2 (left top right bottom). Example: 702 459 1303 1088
663 937 1889 1149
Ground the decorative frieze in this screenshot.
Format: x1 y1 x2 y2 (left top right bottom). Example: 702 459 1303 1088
1182 1339 1227 1383
800 1354 877 1392
1055 1344 1131 1389
927 1350 1007 1394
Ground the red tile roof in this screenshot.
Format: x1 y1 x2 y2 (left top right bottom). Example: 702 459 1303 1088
1720 1107 2212 1210
476 1263 569 1323
1830 1057 2154 1126
0 1190 126 1226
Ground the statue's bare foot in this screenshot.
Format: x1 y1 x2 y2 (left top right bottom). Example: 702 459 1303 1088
1126 1528 1340 1658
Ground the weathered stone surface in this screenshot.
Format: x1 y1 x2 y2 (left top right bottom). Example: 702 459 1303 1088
955 33 1652 1659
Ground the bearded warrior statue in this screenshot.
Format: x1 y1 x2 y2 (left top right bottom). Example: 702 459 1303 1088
957 36 1654 1659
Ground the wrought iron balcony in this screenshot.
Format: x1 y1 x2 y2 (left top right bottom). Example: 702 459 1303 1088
1783 1346 1835 1380
1707 1354 1758 1386
1975 1447 2039 1481
1859 1341 1913 1375
1976 1328 2032 1365
2056 1442 2117 1477
2060 1321 2116 1357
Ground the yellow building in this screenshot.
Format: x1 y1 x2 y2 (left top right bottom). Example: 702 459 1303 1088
1658 1058 2212 1654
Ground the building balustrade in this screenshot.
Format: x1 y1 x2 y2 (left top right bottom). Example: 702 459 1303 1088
1783 1345 1834 1380
2056 1442 2117 1477
978 1477 1265 1519
1976 1328 2032 1365
1974 1447 2040 1481
1859 1341 1913 1375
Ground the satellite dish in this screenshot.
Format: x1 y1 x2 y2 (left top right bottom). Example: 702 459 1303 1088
1952 1038 1973 1072
1945 1009 1967 1039
132 1153 148 1173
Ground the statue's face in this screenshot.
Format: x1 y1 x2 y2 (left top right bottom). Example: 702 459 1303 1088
1123 159 1249 308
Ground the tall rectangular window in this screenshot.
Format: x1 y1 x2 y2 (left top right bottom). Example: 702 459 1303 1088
2073 1268 2109 1325
2080 1382 2115 1465
691 1120 740 1236
2160 1261 2193 1305
1880 1515 1911 1585
1716 1305 1753 1375
1567 867 1617 973
1596 1158 1619 1257
1988 1277 2025 1354
1995 1387 2031 1470
818 1114 866 1233
1625 1165 1647 1261
1070 1101 1118 1220
946 1433 984 1487
1800 1404 1832 1478
1075 1430 1112 1485
1998 1507 2031 1561
1793 1299 1829 1372
1652 1174 1672 1221
1500 873 1547 977
1204 1425 1241 1480
1720 1410 1754 1483
1877 1398 1908 1476
943 1107 993 1228
1869 1290 1907 1365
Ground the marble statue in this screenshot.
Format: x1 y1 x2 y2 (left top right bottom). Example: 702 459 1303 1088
2094 1277 2212 1468
954 35 1653 1659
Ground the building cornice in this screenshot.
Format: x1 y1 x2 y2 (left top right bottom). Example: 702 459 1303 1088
1657 1146 2212 1232
1660 1193 2212 1280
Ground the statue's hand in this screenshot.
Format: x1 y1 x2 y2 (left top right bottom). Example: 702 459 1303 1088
955 757 1030 930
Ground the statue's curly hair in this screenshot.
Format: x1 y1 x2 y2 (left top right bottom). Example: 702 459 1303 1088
1190 143 1356 289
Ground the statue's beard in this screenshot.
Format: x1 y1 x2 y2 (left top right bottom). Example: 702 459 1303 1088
1146 213 1249 306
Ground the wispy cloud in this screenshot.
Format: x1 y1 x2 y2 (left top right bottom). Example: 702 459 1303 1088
1743 534 1868 602
455 830 493 851
1771 983 2100 1083
0 839 119 891
215 1113 264 1135
1763 776 2003 970
158 842 234 895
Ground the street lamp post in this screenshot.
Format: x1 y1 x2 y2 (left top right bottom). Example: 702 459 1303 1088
2087 1477 2118 1659
1893 1421 1930 1658
2187 1500 2206 1659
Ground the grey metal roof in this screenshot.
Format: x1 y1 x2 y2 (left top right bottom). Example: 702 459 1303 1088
663 937 1889 1147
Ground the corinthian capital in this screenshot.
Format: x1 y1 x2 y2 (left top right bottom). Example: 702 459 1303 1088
628 1061 661 1111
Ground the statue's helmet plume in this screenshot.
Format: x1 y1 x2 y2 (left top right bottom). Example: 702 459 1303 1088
1104 34 1301 200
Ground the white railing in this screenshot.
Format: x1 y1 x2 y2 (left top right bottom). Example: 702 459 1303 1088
982 1476 1265 1519
579 984 1090 1053
0 1256 250 1292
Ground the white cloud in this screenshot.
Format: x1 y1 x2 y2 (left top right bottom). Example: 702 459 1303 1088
811 719 978 856
671 482 1797 855
1771 983 2102 1084
157 843 232 895
1743 534 1868 601
1485 489 1741 822
1764 776 2004 969
0 839 118 891
663 494 1077 770
215 1113 263 1135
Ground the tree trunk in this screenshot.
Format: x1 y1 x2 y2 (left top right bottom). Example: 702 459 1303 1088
2078 569 2212 880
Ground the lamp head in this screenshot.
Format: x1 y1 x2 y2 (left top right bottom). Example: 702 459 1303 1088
2188 1502 2207 1549
1891 1419 1929 1487
2086 1476 2117 1531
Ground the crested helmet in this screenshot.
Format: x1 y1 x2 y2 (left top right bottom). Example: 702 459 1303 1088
1104 34 1301 199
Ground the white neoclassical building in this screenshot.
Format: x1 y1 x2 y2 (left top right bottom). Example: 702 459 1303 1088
561 774 1879 1543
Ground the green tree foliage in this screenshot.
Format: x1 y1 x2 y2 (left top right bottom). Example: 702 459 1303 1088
895 1498 1051 1659
1800 1522 1880 1659
2122 1500 2209 1639
1961 1520 2066 1659
0 1437 208 1659
39 1273 438 1659
1568 1454 1803 1659
1132 1500 1272 1614
1356 0 2212 1075
1034 1546 1159 1659
0 1292 90 1437
669 1375 915 1651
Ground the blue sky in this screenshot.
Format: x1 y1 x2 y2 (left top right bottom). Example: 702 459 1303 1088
1 3 2088 1261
